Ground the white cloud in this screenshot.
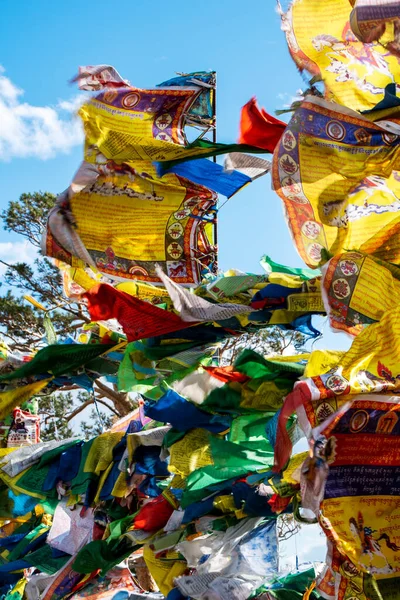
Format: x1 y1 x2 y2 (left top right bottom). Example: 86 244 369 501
276 90 304 108
0 65 83 161
0 241 37 276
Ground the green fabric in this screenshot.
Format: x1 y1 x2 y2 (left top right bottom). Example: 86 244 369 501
181 436 274 507
16 440 80 497
163 428 186 448
118 342 209 395
85 356 119 375
202 384 242 414
73 537 135 575
70 438 96 495
228 412 275 446
159 139 269 171
0 484 15 519
234 349 305 381
107 513 136 540
260 255 319 280
0 343 115 381
7 524 49 562
26 543 70 574
251 567 320 599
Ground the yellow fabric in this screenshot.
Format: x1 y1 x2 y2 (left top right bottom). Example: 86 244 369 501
213 495 236 513
304 350 345 378
168 429 213 478
286 0 400 111
93 462 114 504
83 432 124 475
240 381 288 411
273 97 400 267
323 251 400 335
111 470 129 499
282 452 308 485
322 495 400 579
143 544 187 596
340 305 400 393
69 163 215 285
79 87 198 162
0 467 46 500
0 379 52 419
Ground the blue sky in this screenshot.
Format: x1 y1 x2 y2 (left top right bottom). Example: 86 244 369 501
0 0 351 352
0 0 346 565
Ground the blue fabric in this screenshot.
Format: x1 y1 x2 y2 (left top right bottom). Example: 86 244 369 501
20 530 49 556
134 446 169 477
155 158 250 198
99 437 127 501
8 489 38 517
0 559 29 573
157 71 214 121
0 532 26 551
182 496 215 524
43 442 83 492
53 374 94 390
145 389 231 434
290 315 321 338
265 410 280 449
251 283 302 307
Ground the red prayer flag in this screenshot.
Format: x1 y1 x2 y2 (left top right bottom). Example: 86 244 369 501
204 365 249 384
239 97 286 151
134 495 174 532
83 284 194 342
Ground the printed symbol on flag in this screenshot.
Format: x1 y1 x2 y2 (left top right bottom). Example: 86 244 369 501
155 113 172 130
156 132 172 142
382 131 399 145
122 92 140 108
349 410 369 433
281 176 301 196
339 260 359 277
301 220 321 240
280 153 298 175
168 222 184 239
307 242 324 263
326 373 349 395
326 120 346 141
332 278 351 299
282 129 296 151
167 243 183 259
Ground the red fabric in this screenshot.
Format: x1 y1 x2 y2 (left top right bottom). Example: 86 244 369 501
274 382 311 473
133 495 174 532
83 284 195 342
204 365 249 384
239 97 286 151
268 493 292 514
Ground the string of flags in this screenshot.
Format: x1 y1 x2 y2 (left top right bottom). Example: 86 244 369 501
2 1 400 598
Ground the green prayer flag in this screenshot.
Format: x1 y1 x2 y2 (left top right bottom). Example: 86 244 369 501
0 343 115 381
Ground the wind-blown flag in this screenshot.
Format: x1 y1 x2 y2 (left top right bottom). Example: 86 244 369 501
157 71 216 128
239 98 286 151
155 154 271 198
156 265 254 322
71 65 130 90
84 284 195 341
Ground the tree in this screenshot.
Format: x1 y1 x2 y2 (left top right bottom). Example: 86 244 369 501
220 327 307 366
0 192 134 436
0 191 308 443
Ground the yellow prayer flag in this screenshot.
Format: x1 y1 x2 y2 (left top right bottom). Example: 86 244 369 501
0 379 52 420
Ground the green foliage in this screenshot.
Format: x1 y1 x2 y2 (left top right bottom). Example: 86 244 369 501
80 408 114 439
1 191 56 247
